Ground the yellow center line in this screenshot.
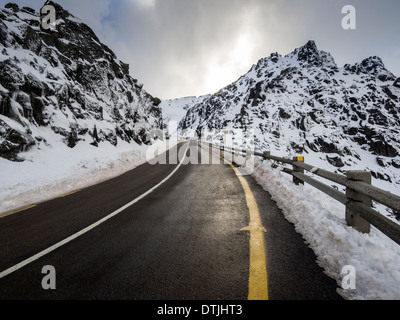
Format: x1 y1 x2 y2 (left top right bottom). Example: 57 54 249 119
60 190 81 198
220 155 269 301
0 205 37 219
1 190 81 219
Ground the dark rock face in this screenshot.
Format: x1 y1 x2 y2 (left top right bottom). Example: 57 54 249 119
0 2 163 160
0 119 35 160
296 40 328 67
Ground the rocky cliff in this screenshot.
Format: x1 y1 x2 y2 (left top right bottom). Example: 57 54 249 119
0 2 163 161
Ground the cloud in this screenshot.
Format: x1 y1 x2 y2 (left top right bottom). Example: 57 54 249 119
134 0 156 7
102 0 282 98
1 0 399 99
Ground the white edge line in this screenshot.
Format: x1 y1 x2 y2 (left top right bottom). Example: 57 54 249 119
0 145 188 279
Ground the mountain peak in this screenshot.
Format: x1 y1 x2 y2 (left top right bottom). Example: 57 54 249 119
42 1 72 19
360 56 390 76
296 40 319 61
301 40 318 52
344 56 395 80
291 40 337 68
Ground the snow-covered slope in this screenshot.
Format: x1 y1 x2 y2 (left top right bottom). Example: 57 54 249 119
179 40 400 216
0 2 164 213
160 95 209 137
0 2 163 161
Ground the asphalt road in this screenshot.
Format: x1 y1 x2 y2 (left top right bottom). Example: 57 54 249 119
0 141 342 300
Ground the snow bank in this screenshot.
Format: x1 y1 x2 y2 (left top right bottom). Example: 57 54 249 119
0 139 176 215
250 158 400 300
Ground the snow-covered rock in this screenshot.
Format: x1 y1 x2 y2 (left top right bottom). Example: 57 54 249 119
179 40 400 219
160 95 209 137
0 2 166 214
0 2 163 161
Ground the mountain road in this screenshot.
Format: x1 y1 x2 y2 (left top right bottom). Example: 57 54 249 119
0 141 342 300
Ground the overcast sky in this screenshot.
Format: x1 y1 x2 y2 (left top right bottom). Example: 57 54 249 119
1 0 399 99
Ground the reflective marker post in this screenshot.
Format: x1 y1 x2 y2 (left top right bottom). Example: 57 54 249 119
293 156 305 186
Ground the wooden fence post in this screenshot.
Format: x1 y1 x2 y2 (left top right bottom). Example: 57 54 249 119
346 171 372 234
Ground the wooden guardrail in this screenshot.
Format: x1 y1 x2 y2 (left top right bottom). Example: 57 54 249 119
202 141 400 246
